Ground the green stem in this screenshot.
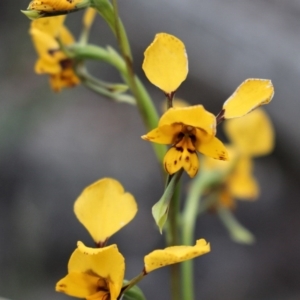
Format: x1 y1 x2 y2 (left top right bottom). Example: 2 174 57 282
168 180 181 300
181 173 208 300
91 0 131 58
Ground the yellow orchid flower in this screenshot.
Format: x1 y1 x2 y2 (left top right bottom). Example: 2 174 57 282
143 33 274 120
142 105 228 177
74 178 137 246
56 241 124 300
56 239 210 299
203 109 274 208
23 0 90 20
30 15 80 91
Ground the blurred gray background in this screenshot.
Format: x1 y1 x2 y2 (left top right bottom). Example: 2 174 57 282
1 0 300 299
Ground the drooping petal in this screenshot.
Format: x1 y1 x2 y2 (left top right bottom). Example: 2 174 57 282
74 178 137 243
141 124 182 144
159 105 216 136
164 136 199 177
228 157 259 199
163 147 186 175
55 272 100 298
222 79 274 119
68 242 125 300
224 108 274 156
182 150 199 178
197 136 229 161
49 67 80 92
142 33 188 93
144 239 210 273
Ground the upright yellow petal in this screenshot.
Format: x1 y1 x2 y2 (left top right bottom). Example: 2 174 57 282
142 33 188 93
159 105 216 136
69 242 125 300
144 239 210 273
74 178 137 244
224 108 274 156
223 79 274 119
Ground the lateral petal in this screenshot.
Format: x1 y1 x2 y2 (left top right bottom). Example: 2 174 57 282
144 239 210 273
223 79 274 119
197 137 229 161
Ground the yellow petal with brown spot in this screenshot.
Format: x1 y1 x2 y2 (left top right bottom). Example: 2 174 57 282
144 239 210 273
27 0 85 12
197 136 229 161
163 147 185 175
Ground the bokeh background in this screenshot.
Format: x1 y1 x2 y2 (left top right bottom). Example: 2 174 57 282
1 0 300 299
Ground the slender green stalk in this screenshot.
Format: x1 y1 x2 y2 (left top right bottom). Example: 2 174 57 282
75 64 136 104
91 0 131 57
168 180 181 300
181 173 208 300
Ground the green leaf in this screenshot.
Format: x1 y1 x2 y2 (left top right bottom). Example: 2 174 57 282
152 170 183 233
217 206 255 245
122 280 146 300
